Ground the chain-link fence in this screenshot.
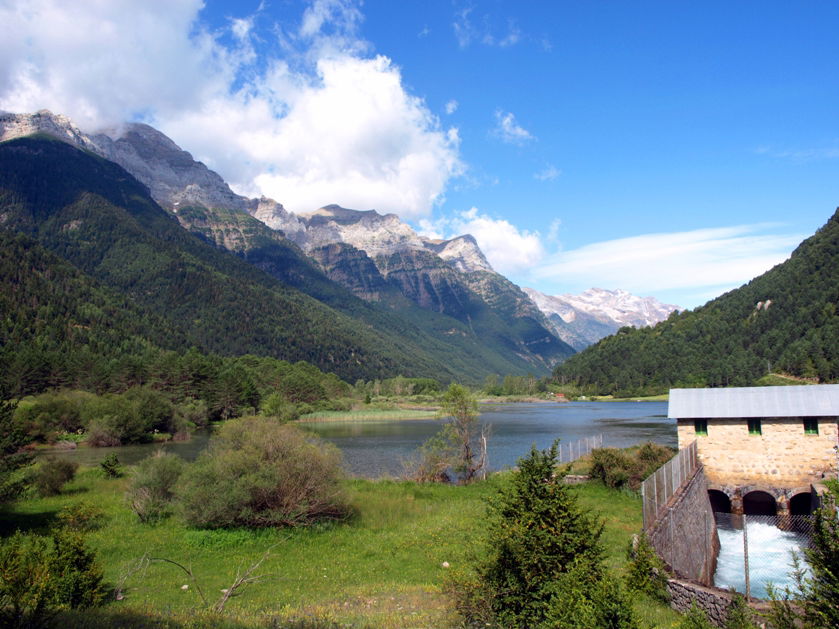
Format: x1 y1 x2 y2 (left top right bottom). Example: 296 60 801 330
641 440 699 528
713 512 813 599
557 434 603 464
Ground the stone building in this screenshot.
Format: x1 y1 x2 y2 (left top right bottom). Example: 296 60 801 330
670 384 839 515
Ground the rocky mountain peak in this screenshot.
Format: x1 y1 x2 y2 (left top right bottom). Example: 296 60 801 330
424 234 494 274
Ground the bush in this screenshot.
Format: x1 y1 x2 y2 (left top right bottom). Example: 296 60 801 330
13 391 92 443
178 416 348 528
0 530 105 628
81 394 153 446
677 603 716 629
448 442 638 628
590 443 675 490
625 532 670 602
34 457 78 496
127 451 186 524
99 453 123 478
259 392 300 422
56 501 107 532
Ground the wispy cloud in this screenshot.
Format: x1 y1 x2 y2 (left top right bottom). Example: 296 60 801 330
445 99 458 115
534 164 560 181
529 224 802 307
755 144 839 161
0 0 463 219
493 110 534 145
452 6 522 49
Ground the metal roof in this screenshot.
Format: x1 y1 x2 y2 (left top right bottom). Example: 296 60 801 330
668 384 839 419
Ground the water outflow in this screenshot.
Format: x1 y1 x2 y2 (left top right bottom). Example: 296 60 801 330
713 516 811 600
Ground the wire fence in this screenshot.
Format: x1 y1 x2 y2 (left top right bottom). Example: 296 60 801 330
713 512 813 599
641 440 699 529
557 434 603 464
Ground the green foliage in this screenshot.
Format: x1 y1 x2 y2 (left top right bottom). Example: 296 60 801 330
34 456 78 497
724 593 759 629
677 603 716 629
0 397 33 506
554 209 839 393
408 423 459 483
98 453 122 478
178 417 349 528
625 532 670 603
56 501 107 532
259 392 301 422
449 442 633 628
0 530 106 628
589 443 675 490
802 494 839 628
127 451 186 524
438 383 486 483
13 390 92 442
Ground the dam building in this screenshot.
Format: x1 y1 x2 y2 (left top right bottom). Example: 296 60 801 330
670 384 839 516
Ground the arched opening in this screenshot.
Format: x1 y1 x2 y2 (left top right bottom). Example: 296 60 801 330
789 492 814 516
743 490 777 516
708 489 731 513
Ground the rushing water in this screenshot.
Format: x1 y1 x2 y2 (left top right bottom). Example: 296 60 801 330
41 401 675 478
714 516 811 600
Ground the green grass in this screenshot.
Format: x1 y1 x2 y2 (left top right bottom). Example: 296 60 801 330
1 466 680 627
297 409 437 422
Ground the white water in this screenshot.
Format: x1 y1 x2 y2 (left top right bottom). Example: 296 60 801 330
714 519 810 599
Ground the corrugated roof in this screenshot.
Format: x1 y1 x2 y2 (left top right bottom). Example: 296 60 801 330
668 384 839 419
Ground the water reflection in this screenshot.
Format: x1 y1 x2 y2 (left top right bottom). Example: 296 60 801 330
40 401 676 479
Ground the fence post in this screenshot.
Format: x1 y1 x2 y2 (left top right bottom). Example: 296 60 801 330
743 514 750 599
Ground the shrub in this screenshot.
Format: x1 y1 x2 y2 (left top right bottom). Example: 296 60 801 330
178 416 348 528
99 453 123 478
625 532 670 602
0 530 105 628
677 603 716 629
34 457 78 496
590 443 675 490
259 392 300 422
13 391 92 443
56 501 106 532
127 451 186 524
448 442 638 628
81 394 153 446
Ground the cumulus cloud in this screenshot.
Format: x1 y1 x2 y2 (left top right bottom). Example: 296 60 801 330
418 207 544 274
445 99 459 115
530 224 802 306
534 164 560 181
0 0 461 219
493 110 534 145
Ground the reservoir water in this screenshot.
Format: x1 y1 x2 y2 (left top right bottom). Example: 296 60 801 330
42 401 675 478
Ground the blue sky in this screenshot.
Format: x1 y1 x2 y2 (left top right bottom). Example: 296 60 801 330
2 1 838 308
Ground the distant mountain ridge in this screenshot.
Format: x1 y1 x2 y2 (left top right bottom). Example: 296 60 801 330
1 112 576 375
524 287 681 350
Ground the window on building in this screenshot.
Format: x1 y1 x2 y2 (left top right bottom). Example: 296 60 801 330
803 418 819 435
747 418 762 435
694 419 708 436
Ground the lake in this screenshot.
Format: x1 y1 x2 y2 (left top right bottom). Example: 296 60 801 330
42 401 675 478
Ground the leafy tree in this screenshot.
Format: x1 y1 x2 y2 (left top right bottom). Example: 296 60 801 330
450 442 637 628
438 383 487 483
0 397 32 506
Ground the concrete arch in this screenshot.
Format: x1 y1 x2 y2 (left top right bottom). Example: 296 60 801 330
789 492 815 516
708 489 731 513
742 490 777 516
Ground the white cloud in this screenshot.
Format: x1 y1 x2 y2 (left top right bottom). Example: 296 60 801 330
445 99 459 115
755 144 839 161
452 6 522 49
530 224 802 306
417 207 544 274
0 0 462 219
535 165 560 181
493 110 534 145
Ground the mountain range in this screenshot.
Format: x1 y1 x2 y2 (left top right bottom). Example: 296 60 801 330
0 110 678 383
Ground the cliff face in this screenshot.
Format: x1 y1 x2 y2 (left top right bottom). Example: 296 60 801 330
309 242 393 302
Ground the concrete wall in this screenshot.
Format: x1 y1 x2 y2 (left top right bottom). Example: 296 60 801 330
677 416 838 489
647 465 719 585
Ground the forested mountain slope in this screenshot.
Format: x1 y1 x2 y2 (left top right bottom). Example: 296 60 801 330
553 209 839 395
0 136 461 382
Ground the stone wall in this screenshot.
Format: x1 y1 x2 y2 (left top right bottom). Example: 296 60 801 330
647 465 719 585
667 579 733 627
677 417 838 489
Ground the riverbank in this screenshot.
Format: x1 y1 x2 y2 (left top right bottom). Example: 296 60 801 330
2 465 680 628
297 408 438 422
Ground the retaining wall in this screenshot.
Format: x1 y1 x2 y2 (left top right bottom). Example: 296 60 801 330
647 465 719 585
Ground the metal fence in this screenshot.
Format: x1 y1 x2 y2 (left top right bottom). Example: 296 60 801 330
641 440 699 529
557 434 603 464
713 512 813 599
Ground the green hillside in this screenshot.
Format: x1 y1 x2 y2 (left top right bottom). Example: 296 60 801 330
0 136 459 383
553 209 839 395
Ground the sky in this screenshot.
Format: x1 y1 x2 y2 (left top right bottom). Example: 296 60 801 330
2 0 838 308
